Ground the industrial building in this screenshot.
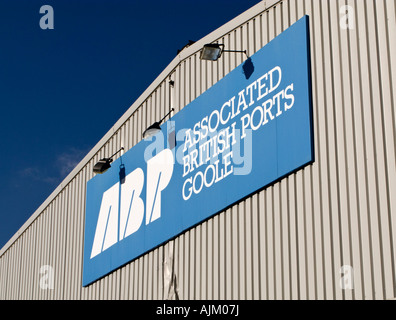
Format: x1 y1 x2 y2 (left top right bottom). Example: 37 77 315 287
1 0 395 300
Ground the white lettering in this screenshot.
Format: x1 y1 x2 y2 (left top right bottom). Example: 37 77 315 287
119 168 144 240
340 5 355 30
91 149 174 258
340 265 354 289
39 265 54 290
91 182 119 258
182 177 193 201
220 101 231 125
262 98 274 125
257 73 269 100
237 89 248 111
269 66 282 93
284 83 295 110
39 5 54 30
146 149 174 224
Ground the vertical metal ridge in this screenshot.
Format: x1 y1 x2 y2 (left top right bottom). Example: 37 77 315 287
375 0 396 299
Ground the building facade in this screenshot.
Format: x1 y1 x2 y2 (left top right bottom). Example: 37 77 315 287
1 0 395 300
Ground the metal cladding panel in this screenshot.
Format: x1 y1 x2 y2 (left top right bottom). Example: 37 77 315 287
0 0 395 299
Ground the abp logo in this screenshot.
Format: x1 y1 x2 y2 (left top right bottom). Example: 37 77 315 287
90 149 174 259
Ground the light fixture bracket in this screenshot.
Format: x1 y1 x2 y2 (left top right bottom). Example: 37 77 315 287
93 147 124 174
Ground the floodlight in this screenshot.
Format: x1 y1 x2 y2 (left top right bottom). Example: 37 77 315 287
142 121 162 139
143 108 174 139
200 43 247 61
200 44 224 61
93 147 124 174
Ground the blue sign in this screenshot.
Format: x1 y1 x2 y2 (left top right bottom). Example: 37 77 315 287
82 15 314 286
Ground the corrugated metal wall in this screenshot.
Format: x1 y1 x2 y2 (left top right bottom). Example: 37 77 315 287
1 0 395 300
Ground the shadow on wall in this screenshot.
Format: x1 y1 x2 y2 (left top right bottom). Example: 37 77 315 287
243 57 254 80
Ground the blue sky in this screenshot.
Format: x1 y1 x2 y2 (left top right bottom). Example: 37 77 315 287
0 0 261 250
